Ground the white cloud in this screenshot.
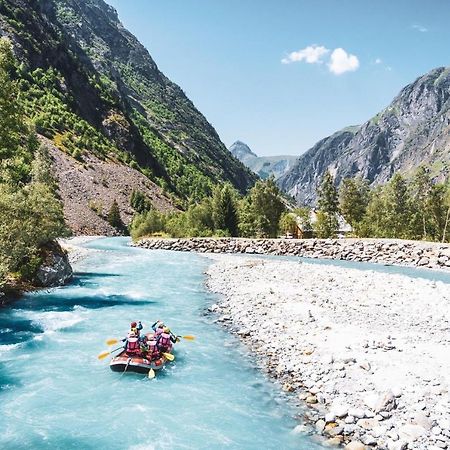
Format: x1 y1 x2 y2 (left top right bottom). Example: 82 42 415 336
328 48 360 75
281 45 329 64
412 24 428 32
374 58 382 64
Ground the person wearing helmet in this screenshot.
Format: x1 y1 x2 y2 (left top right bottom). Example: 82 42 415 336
151 320 165 338
143 339 160 361
130 321 143 337
156 327 177 353
124 331 141 356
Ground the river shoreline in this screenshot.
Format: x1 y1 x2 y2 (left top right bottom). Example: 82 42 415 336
133 237 450 272
204 254 450 450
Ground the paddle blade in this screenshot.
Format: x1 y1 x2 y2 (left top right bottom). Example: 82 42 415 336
106 339 118 346
162 352 175 361
97 351 110 360
148 368 155 379
182 335 195 341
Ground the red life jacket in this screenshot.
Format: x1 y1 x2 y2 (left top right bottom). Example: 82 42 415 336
126 337 141 355
157 333 171 351
147 341 160 360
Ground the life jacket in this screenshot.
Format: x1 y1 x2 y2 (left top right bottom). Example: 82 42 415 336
147 340 160 360
126 337 141 355
157 332 172 351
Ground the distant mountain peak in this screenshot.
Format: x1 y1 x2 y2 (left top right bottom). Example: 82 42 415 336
229 141 258 159
229 141 298 180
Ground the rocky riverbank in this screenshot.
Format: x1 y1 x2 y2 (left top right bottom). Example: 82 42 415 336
205 255 450 450
134 238 450 271
58 236 101 265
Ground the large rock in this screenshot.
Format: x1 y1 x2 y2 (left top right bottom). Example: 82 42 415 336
398 424 427 443
34 241 73 287
344 442 367 450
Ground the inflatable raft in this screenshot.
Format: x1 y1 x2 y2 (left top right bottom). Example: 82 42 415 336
110 351 169 374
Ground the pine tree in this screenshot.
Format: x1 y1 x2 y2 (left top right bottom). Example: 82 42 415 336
221 184 239 237
212 185 225 230
316 171 339 237
108 199 125 230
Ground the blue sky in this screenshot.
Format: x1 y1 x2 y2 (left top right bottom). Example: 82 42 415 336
105 0 450 156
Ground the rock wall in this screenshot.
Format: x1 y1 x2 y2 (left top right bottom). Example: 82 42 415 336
134 238 450 271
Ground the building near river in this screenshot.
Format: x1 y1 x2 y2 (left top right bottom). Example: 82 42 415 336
284 210 352 239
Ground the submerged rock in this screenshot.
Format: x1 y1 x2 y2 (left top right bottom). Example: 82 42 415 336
34 241 73 287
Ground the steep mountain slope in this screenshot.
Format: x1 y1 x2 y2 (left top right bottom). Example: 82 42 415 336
279 68 450 205
0 0 256 210
229 140 297 180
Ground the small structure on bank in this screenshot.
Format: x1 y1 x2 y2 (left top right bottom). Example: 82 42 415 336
284 210 352 239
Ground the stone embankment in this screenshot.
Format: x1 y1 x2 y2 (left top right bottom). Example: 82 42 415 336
134 237 450 271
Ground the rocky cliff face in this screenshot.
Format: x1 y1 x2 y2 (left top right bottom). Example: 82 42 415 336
0 0 256 216
229 140 297 180
279 68 450 205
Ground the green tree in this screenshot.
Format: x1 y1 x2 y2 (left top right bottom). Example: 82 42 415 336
0 38 25 160
339 177 369 233
220 184 239 236
279 212 298 236
107 199 125 231
361 174 412 239
0 182 67 286
313 210 339 239
212 185 225 230
409 167 433 239
212 183 239 236
130 209 166 239
237 197 256 237
0 38 35 184
294 207 313 235
130 190 152 214
316 171 339 238
249 177 285 237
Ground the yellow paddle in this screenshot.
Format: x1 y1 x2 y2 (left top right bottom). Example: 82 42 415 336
179 335 195 341
98 345 123 360
106 338 119 346
148 368 155 379
162 352 175 361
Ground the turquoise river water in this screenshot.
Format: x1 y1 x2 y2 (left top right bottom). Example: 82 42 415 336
0 238 326 450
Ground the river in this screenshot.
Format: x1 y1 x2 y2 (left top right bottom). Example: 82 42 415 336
0 237 324 450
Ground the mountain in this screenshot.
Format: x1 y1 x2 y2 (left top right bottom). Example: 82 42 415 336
0 0 256 232
229 141 297 180
279 67 450 205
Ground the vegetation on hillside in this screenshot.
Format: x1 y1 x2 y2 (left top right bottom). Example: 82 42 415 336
0 38 67 289
130 178 286 240
0 0 256 209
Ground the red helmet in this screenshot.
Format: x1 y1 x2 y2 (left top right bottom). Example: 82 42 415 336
131 321 137 328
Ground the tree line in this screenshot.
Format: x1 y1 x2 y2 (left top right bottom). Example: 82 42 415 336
314 169 450 242
130 178 286 240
